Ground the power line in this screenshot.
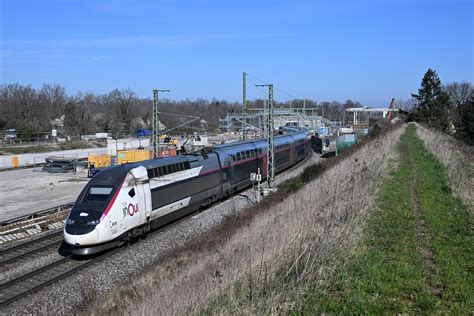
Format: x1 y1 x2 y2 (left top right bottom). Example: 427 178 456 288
246 73 300 100
246 76 269 99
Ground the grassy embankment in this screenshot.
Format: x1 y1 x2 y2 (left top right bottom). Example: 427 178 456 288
83 125 404 315
416 123 473 208
300 124 473 314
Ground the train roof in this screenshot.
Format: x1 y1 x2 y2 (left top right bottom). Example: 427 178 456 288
90 128 308 184
212 128 307 150
89 155 195 185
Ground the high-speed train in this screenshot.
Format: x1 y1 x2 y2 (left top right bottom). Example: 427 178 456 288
64 128 310 255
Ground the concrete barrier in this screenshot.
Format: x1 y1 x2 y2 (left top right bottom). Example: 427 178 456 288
0 148 111 169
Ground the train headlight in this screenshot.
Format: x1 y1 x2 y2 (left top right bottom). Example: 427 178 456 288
87 219 100 226
66 218 74 225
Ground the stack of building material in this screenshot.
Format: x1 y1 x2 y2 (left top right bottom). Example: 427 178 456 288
42 156 76 173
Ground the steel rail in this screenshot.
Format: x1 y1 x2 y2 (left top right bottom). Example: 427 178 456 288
0 203 73 228
0 231 64 266
0 248 120 307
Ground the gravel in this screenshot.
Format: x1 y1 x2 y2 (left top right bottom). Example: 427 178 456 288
0 250 64 283
0 153 319 315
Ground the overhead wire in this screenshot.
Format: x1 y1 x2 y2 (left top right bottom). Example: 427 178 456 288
246 76 269 100
246 72 301 101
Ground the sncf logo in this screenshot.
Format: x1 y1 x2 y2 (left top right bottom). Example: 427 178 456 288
127 203 139 216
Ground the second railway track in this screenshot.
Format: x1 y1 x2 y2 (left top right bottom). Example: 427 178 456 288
0 230 64 266
0 247 119 307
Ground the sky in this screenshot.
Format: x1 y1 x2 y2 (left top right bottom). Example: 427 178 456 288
0 0 472 107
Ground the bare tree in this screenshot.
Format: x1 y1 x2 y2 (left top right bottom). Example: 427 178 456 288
445 82 474 133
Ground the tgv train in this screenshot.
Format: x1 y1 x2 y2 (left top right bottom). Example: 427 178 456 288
64 128 310 255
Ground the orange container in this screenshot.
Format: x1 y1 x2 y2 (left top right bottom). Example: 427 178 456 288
11 156 19 168
117 149 152 164
88 155 111 168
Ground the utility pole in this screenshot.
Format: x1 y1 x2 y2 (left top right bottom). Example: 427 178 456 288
242 72 247 140
256 83 275 190
152 89 170 159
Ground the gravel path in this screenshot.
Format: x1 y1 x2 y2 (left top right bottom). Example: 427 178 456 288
0 153 319 315
0 167 88 222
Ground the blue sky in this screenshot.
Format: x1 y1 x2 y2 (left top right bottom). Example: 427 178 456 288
0 0 472 106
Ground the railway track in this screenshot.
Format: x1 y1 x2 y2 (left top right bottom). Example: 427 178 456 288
0 248 119 307
0 231 64 266
0 153 316 309
0 203 72 246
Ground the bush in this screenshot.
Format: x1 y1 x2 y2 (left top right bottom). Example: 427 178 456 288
18 127 36 142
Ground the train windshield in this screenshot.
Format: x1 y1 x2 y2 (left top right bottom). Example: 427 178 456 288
83 186 114 204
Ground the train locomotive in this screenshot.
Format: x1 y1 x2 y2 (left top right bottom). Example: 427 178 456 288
64 128 310 255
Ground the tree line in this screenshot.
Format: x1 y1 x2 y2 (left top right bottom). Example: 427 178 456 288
0 83 363 141
410 69 473 145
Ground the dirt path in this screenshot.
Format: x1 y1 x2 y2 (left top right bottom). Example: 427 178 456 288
299 125 473 314
409 154 443 299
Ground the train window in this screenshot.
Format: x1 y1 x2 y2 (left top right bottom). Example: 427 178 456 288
236 152 241 160
83 186 113 204
245 150 250 158
258 148 262 155
163 166 168 175
184 161 190 169
128 188 135 198
147 169 154 178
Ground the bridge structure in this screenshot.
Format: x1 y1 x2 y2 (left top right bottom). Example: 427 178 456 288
219 107 332 134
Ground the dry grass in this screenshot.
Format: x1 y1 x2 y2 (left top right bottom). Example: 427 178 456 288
82 125 405 315
415 123 473 210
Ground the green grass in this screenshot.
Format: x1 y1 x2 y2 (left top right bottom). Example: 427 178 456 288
300 124 473 314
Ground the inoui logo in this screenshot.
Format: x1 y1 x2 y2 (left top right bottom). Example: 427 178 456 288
127 203 139 216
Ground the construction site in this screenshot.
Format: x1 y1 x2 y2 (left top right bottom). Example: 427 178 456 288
1 0 472 314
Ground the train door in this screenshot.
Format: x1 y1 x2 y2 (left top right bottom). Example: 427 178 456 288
291 145 295 165
135 182 151 222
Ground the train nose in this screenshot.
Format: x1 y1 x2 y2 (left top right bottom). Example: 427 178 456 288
63 228 99 246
